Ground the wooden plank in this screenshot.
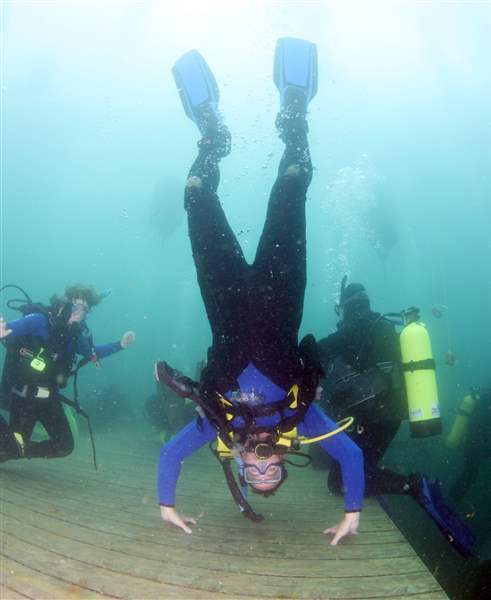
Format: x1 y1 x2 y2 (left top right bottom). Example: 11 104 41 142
1 526 445 600
0 584 31 599
0 432 448 599
0 555 106 599
0 499 414 563
0 503 427 579
0 485 408 550
0 458 393 526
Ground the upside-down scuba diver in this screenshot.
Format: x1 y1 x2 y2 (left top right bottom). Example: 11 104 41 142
155 38 364 546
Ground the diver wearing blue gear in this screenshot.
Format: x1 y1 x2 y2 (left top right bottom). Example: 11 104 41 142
159 38 363 544
0 284 135 461
3 312 121 360
158 399 364 513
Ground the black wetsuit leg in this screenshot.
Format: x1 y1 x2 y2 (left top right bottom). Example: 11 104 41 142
0 413 19 461
328 420 409 496
249 118 313 369
185 139 249 363
186 113 312 395
9 394 74 459
8 394 37 450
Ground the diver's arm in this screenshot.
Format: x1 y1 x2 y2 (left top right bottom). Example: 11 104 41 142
91 342 123 359
158 416 217 533
300 404 364 511
91 332 135 358
3 313 49 340
317 332 346 364
76 335 123 360
299 404 364 544
76 326 135 360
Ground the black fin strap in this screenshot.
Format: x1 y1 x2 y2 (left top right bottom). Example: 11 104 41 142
59 392 98 471
219 457 264 523
401 359 436 372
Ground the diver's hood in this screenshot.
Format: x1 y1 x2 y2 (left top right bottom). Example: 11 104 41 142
225 363 286 404
336 276 370 317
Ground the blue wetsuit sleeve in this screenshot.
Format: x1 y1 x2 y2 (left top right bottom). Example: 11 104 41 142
93 342 122 359
298 405 364 512
75 332 122 360
158 417 217 506
5 313 49 340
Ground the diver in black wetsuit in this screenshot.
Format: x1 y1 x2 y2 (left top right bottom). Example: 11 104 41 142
187 109 312 406
316 280 421 498
157 43 364 544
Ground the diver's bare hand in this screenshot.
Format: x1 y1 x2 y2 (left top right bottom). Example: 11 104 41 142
120 330 136 349
0 317 12 340
324 512 360 546
160 505 198 534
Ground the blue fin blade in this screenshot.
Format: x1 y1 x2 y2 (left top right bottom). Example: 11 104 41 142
172 50 219 125
274 37 318 108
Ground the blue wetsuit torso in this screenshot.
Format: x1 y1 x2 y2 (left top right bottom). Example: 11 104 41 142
3 313 122 393
5 313 121 361
158 378 364 512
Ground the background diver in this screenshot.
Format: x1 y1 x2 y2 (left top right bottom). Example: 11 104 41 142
0 283 135 462
448 386 491 504
316 278 409 495
144 377 196 442
316 278 475 557
155 38 364 546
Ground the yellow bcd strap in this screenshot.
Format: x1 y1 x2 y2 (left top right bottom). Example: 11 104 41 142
215 383 353 453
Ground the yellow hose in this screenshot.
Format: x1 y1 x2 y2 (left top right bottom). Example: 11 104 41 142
297 416 354 445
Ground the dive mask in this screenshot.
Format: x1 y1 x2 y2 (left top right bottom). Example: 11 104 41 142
70 300 90 321
242 461 283 485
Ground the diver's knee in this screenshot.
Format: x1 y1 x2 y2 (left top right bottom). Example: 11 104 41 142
281 163 312 191
186 176 203 189
285 164 302 177
55 438 74 458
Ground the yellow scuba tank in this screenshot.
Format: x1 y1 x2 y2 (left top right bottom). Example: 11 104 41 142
399 308 441 438
446 393 477 450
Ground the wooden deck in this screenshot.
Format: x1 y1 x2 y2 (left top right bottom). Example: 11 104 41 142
0 428 448 599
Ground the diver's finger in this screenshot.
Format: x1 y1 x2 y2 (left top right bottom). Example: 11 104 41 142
330 527 346 546
183 517 197 525
323 526 337 535
174 517 193 534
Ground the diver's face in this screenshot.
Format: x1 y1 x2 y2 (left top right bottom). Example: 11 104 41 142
241 433 283 492
68 298 89 324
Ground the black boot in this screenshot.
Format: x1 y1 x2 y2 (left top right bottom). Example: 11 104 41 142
275 88 309 143
196 106 231 159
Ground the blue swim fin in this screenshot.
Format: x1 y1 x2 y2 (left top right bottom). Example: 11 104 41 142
172 50 220 133
274 37 318 113
419 476 476 558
